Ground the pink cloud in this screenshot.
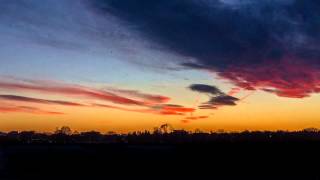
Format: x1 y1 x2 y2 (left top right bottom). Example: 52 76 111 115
219 58 320 98
0 78 195 116
0 78 171 106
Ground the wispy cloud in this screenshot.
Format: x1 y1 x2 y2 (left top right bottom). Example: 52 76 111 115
182 115 209 123
0 105 64 115
0 95 86 107
0 77 195 116
228 87 241 96
151 104 195 116
94 103 194 116
104 88 170 104
0 78 169 106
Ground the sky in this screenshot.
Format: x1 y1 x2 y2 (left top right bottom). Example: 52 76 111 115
1 0 320 133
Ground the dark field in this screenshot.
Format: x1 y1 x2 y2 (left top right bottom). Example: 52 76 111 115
1 131 320 179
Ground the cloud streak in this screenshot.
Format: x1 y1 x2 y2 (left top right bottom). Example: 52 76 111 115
0 105 64 115
182 115 209 123
151 104 195 116
105 88 170 104
0 79 169 106
0 95 86 107
94 103 194 116
0 78 195 116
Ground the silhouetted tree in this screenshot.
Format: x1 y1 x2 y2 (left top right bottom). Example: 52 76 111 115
2 126 320 145
19 131 35 143
303 128 319 133
160 124 174 134
153 124 174 134
153 127 161 135
80 131 102 143
55 126 72 135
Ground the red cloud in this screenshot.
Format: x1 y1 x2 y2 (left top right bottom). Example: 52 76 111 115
161 105 195 113
159 111 184 115
228 87 241 96
153 104 195 116
219 58 320 98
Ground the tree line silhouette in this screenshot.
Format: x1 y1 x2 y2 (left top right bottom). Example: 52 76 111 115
1 125 320 145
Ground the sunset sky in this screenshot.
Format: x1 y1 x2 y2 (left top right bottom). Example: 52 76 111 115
1 0 320 133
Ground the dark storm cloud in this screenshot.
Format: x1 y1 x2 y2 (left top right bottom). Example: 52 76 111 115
188 83 239 109
207 95 239 106
199 94 239 109
189 84 223 95
92 0 320 98
197 95 239 109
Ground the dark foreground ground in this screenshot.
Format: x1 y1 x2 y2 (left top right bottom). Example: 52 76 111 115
0 142 320 180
